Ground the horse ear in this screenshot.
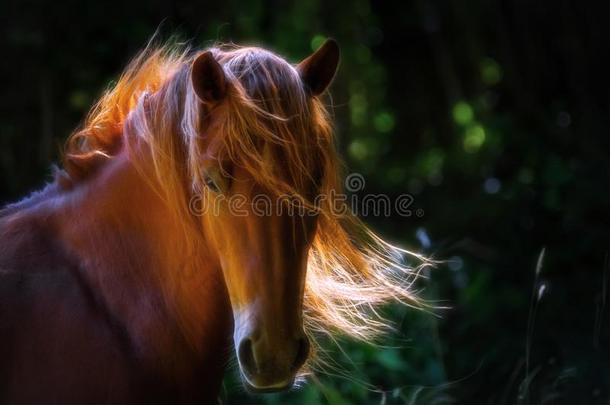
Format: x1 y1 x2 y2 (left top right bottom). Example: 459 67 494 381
191 51 227 104
297 39 340 96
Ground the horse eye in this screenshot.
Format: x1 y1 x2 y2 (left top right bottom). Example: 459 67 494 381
205 176 220 193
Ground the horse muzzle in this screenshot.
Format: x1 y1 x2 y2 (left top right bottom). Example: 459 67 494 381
236 332 310 392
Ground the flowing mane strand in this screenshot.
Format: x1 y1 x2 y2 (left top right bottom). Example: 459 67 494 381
62 40 431 370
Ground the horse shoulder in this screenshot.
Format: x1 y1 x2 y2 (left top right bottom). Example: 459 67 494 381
0 213 139 404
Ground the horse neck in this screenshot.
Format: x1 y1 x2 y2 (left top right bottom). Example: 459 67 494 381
56 141 232 377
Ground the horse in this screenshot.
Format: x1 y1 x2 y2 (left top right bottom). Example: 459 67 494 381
0 37 427 403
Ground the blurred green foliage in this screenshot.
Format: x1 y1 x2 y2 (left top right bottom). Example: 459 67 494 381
1 0 609 403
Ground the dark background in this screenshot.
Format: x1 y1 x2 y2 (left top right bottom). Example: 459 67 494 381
1 1 609 403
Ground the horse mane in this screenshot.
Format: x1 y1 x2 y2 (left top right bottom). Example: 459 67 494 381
62 39 431 370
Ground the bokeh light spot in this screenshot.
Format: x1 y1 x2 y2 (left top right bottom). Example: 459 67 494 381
484 177 501 194
463 124 486 153
374 112 395 133
452 101 474 126
349 139 368 161
480 57 503 85
349 93 367 127
310 35 326 51
420 148 445 176
348 138 379 162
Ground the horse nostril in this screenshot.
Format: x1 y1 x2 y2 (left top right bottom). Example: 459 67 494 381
238 338 256 374
239 335 309 379
292 336 310 371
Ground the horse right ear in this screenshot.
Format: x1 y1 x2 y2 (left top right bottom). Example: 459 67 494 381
191 51 227 104
297 39 340 96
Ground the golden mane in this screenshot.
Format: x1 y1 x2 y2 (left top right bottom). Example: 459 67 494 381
63 39 431 370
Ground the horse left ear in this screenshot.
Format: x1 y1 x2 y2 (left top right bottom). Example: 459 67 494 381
191 51 227 104
297 38 340 96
